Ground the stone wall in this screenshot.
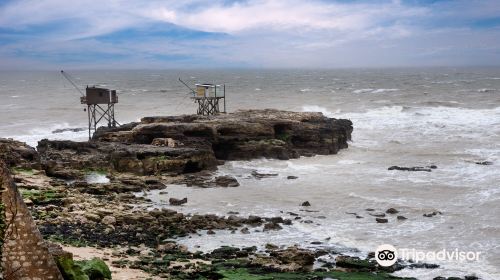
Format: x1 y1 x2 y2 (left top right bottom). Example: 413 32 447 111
0 161 63 280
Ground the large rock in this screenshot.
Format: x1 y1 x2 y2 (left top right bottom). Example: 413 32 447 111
34 110 351 178
270 246 315 267
0 138 40 169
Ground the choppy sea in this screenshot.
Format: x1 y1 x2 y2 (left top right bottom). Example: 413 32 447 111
1 68 499 279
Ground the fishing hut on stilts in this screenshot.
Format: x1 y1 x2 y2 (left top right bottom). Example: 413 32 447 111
61 70 120 139
179 78 226 116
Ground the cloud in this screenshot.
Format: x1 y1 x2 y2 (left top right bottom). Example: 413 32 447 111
0 0 499 68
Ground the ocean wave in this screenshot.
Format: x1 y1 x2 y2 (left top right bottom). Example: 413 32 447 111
302 105 500 141
352 88 399 94
301 105 339 116
6 123 89 148
477 88 497 93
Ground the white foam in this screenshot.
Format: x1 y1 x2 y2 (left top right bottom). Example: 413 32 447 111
7 123 88 147
372 88 399 93
301 105 335 116
477 88 496 93
352 88 399 94
352 88 373 94
85 172 110 184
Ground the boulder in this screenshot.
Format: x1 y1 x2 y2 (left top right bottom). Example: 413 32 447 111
0 138 40 169
214 175 240 187
335 255 376 270
376 218 388 223
270 246 315 267
388 166 432 172
77 258 112 280
386 208 399 214
169 197 188 206
263 222 283 231
101 215 116 225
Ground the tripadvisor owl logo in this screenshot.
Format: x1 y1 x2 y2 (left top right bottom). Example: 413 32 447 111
375 244 397 267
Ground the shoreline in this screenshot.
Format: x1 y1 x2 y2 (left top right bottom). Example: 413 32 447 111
0 109 480 279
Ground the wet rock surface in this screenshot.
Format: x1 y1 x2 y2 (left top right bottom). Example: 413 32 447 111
388 165 437 172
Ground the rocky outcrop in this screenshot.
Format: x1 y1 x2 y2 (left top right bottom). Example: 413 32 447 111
0 139 40 169
37 139 217 177
35 110 352 177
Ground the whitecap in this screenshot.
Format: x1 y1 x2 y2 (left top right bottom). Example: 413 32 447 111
477 88 496 93
352 88 373 94
85 172 110 184
302 105 334 117
371 88 399 93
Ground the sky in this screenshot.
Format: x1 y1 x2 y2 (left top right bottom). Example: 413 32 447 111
0 0 499 69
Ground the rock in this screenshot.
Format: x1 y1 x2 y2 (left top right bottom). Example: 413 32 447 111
151 138 181 148
409 263 439 269
214 175 240 187
397 215 408 220
267 217 284 224
78 258 112 280
101 215 116 225
207 229 216 235
386 208 399 214
251 170 279 179
32 110 352 179
84 213 101 222
265 243 279 250
423 211 442 217
369 212 386 217
270 246 315 267
476 161 493 165
263 222 283 231
55 256 89 280
388 166 432 172
287 176 298 180
247 215 263 225
0 138 40 169
169 197 187 206
210 246 245 259
157 242 177 252
301 201 311 207
52 127 86 134
240 227 250 234
178 245 188 253
335 255 376 270
376 218 388 223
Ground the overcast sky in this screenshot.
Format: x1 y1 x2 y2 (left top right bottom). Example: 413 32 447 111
0 0 499 69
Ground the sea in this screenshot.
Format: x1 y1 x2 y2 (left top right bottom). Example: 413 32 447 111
1 68 499 279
